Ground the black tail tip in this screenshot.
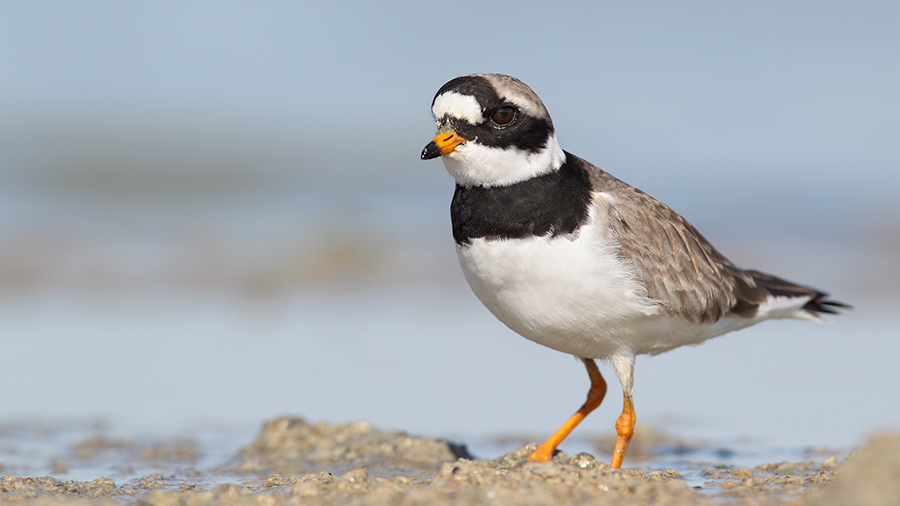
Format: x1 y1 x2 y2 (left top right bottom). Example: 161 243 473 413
804 293 852 315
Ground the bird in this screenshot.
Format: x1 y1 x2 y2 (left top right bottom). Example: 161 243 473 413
420 73 849 468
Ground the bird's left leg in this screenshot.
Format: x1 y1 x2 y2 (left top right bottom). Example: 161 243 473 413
610 354 636 468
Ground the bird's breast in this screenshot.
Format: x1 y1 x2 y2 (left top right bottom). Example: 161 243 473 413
454 215 660 359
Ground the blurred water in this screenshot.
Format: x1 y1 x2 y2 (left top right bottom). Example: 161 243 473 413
1 168 896 454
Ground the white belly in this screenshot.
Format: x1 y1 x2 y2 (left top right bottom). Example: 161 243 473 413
455 220 747 359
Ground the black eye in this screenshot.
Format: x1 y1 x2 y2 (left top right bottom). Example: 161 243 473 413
490 106 516 126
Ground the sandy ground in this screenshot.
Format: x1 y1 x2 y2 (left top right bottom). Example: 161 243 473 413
2 416 899 506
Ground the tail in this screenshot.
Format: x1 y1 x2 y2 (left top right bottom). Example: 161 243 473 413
802 292 852 315
745 269 852 318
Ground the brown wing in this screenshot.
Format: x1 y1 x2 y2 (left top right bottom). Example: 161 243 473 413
576 154 782 324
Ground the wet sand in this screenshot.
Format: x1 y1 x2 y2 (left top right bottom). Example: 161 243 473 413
1 416 898 506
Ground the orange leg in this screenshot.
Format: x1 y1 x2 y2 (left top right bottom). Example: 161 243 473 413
610 393 635 468
529 358 607 462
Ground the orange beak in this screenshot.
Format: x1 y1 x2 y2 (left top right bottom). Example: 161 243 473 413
421 129 468 160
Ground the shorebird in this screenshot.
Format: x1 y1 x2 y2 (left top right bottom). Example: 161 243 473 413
421 73 848 468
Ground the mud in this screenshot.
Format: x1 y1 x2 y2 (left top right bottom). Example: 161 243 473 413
2 416 898 506
229 417 466 477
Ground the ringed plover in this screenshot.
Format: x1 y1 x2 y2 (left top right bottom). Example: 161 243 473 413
420 73 848 468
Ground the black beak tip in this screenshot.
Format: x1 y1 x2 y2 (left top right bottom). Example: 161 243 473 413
421 141 440 160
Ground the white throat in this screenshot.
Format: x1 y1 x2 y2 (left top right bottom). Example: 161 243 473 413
442 133 566 187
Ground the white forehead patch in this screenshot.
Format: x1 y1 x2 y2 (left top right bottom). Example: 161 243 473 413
432 91 483 124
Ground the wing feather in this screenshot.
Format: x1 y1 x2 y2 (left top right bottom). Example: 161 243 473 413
572 153 822 323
